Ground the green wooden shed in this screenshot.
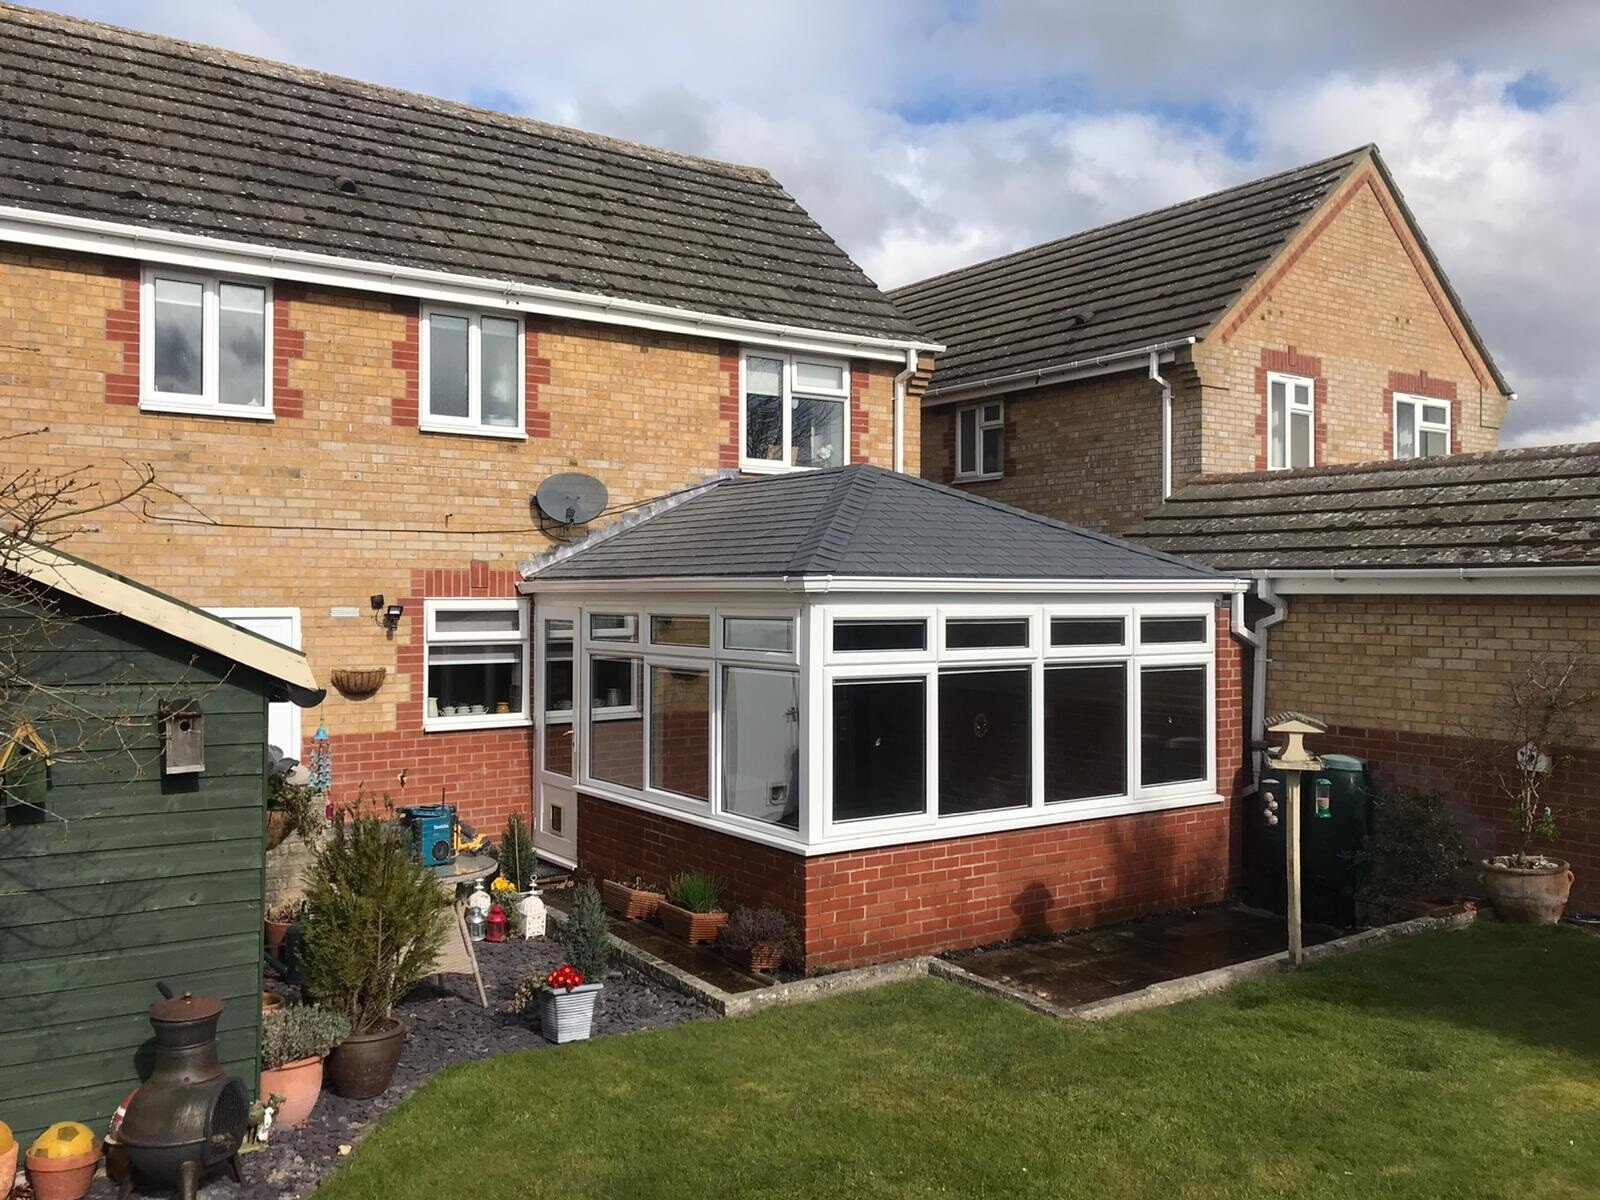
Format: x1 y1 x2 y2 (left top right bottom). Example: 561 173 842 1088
0 542 323 1144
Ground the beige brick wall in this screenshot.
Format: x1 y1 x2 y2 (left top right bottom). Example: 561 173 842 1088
1269 594 1600 752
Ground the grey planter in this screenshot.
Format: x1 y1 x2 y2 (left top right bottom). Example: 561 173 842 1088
537 982 602 1043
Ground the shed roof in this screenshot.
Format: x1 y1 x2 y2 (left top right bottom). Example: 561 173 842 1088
7 541 324 702
0 4 921 343
1126 443 1600 573
521 465 1226 585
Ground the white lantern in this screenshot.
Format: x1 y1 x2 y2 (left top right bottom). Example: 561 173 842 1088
466 880 492 915
519 888 547 939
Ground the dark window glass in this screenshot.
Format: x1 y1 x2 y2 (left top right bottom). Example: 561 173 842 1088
745 354 783 462
946 618 1029 650
650 666 710 801
1140 616 1208 645
980 425 1002 475
833 619 927 653
1050 616 1126 647
938 668 1031 815
957 408 977 475
1140 665 1207 786
832 679 925 821
1044 664 1127 801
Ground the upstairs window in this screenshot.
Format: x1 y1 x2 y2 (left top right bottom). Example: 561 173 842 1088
956 401 1004 479
1267 372 1314 470
142 269 271 417
1395 395 1451 459
742 352 850 471
421 307 524 436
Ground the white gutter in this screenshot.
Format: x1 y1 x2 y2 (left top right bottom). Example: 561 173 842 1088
892 347 918 473
521 574 1249 596
1151 351 1173 500
0 204 943 365
924 336 1197 406
1263 565 1600 596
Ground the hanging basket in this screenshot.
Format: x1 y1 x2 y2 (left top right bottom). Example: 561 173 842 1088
330 667 387 698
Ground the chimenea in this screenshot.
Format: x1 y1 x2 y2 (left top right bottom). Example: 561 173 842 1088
115 985 249 1200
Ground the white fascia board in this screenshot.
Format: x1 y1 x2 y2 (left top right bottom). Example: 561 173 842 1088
1261 566 1600 596
0 205 942 364
922 338 1196 408
519 574 1245 596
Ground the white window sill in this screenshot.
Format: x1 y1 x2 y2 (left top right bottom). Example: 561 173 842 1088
954 472 1004 484
419 421 528 441
140 398 275 421
739 458 843 475
424 714 532 734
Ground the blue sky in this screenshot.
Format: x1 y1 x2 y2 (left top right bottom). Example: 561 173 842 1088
42 0 1600 445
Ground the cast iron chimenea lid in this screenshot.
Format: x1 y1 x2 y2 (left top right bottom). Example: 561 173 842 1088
150 991 224 1022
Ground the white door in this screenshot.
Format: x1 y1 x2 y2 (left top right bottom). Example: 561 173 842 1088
535 606 579 865
209 608 304 758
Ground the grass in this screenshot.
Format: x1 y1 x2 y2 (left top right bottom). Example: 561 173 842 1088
317 924 1600 1200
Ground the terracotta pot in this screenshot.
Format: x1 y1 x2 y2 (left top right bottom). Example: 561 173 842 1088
260 1055 324 1129
723 940 784 974
602 880 664 921
1481 858 1574 924
266 809 291 850
264 919 294 959
24 1146 99 1200
1 1139 16 1200
325 1018 406 1099
658 901 728 944
262 991 285 1016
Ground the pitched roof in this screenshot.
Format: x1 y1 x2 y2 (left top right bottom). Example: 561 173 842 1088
1126 444 1600 573
0 4 921 342
522 465 1225 583
890 147 1508 399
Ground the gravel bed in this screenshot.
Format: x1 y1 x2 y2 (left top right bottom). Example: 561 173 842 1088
72 937 710 1200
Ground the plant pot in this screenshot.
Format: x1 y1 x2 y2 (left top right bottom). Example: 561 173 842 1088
537 983 602 1044
260 1055 325 1129
266 809 291 850
1 1139 16 1200
723 940 784 974
658 901 728 944
1480 858 1574 924
262 990 285 1016
264 919 294 959
325 1018 406 1099
602 879 664 921
24 1146 99 1200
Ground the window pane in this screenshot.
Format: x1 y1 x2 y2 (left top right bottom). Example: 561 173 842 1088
1050 616 1126 647
218 283 266 407
938 668 1031 815
1294 382 1312 408
980 425 1002 475
1396 402 1417 458
435 606 520 636
651 615 710 647
745 356 784 462
481 316 519 427
724 616 793 654
153 277 204 395
946 617 1029 650
1423 404 1449 426
543 718 574 776
832 679 925 821
1290 409 1312 468
590 656 642 789
1045 664 1126 801
722 666 800 830
1268 379 1286 467
590 613 638 642
543 614 575 777
957 408 977 475
428 644 522 715
833 619 926 653
650 666 709 801
981 402 1002 423
794 359 845 393
428 314 470 418
1421 428 1449 457
1140 616 1207 645
1140 665 1207 786
792 395 844 468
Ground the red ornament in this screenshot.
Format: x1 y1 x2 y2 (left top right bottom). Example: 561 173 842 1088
485 903 507 943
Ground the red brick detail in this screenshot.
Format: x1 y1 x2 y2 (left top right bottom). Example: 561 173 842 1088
936 408 958 485
389 296 420 426
1252 346 1326 471
272 282 307 419
320 560 533 835
525 319 552 438
1383 370 1460 457
717 342 742 469
849 360 871 465
104 261 140 407
1313 723 1600 914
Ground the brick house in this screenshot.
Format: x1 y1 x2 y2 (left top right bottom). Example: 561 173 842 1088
891 145 1514 534
0 6 935 851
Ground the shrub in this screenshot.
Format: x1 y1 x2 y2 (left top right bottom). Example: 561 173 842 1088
719 906 801 964
261 1004 351 1069
264 899 304 924
498 813 537 891
299 811 451 1034
563 881 612 980
268 774 324 845
666 871 725 914
1354 788 1470 907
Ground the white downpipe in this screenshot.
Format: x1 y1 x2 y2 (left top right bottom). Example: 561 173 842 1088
1241 572 1290 787
892 347 917 474
1151 351 1173 499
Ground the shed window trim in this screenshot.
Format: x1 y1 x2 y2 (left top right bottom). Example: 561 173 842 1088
422 597 531 731
140 266 274 419
739 351 851 473
419 306 527 438
955 400 1004 481
1266 371 1315 470
1394 393 1452 460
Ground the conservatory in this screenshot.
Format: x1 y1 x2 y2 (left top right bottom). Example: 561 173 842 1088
519 465 1248 968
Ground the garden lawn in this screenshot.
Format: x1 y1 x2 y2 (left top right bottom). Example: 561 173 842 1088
317 924 1600 1200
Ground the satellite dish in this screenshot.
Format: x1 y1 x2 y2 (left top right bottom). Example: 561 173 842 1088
536 472 609 526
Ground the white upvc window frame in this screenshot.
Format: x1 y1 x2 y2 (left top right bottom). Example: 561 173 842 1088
1394 393 1452 460
739 350 851 473
422 597 532 732
140 266 274 419
1266 371 1315 470
418 305 527 439
955 400 1004 481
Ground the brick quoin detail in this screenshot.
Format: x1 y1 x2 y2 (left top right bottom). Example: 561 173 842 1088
1383 369 1460 456
1253 346 1328 471
389 297 420 426
272 282 307 419
103 260 140 407
717 341 741 468
849 360 871 465
525 317 553 438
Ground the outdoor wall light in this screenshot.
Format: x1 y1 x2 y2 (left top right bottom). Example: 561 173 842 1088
382 603 405 635
370 594 385 612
